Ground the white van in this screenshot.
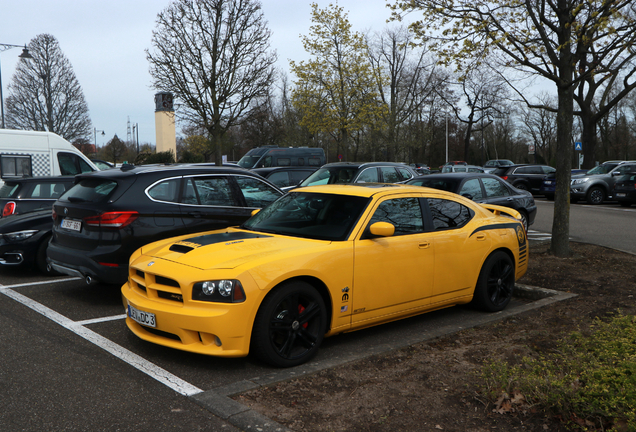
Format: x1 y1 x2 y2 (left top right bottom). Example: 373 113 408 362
0 130 97 184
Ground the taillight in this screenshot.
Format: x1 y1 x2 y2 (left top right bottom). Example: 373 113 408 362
84 211 139 228
3 202 16 217
501 176 508 181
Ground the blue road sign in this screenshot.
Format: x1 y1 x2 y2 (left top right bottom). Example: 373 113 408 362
575 142 583 151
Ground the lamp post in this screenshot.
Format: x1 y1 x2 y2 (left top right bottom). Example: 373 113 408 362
94 127 105 148
0 43 33 129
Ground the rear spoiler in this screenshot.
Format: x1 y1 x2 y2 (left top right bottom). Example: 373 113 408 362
479 203 522 222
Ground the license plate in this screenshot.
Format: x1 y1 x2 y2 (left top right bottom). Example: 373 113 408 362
544 181 552 185
617 193 626 197
61 219 82 231
128 304 156 328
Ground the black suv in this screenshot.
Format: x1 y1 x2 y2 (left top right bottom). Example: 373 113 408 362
492 164 556 194
252 166 318 189
0 176 75 218
297 162 417 187
47 165 283 285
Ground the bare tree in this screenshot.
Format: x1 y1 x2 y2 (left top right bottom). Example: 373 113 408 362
5 34 92 142
147 0 277 165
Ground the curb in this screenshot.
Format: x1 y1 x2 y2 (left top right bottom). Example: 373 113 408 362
189 284 577 432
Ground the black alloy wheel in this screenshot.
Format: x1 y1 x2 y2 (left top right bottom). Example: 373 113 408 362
251 281 326 367
586 186 606 205
514 182 529 191
471 251 515 312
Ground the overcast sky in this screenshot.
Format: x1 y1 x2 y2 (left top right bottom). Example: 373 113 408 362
0 0 405 147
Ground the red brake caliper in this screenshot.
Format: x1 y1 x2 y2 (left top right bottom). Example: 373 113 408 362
298 304 309 329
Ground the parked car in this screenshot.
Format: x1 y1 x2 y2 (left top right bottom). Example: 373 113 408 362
409 163 430 175
483 159 514 173
251 166 318 189
539 169 588 201
570 161 636 204
440 164 485 173
612 172 636 207
0 176 75 218
0 209 57 274
407 172 536 231
492 164 556 194
47 165 284 286
297 162 418 187
121 183 528 367
237 146 325 169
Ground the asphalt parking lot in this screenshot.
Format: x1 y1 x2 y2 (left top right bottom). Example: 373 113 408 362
1 236 575 432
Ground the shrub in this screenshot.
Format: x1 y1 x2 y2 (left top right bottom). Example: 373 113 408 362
480 313 636 431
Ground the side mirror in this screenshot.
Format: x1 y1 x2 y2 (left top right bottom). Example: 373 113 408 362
369 222 395 237
250 209 260 217
461 193 474 200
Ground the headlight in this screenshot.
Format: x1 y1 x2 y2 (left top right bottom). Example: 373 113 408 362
3 230 38 242
193 279 246 303
571 177 589 185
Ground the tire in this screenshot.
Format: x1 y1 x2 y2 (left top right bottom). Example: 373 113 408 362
514 183 529 191
471 251 515 312
251 281 326 367
586 186 605 205
35 235 58 275
619 201 632 207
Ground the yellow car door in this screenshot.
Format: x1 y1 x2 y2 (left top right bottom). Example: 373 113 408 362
352 196 433 328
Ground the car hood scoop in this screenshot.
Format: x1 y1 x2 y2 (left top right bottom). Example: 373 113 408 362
168 232 267 254
145 229 326 270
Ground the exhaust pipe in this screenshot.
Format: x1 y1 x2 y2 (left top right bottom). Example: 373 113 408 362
85 275 93 285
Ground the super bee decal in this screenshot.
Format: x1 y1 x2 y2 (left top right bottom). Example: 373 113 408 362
470 222 527 246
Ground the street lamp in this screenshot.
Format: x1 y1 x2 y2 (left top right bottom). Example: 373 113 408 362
0 43 33 128
94 127 105 148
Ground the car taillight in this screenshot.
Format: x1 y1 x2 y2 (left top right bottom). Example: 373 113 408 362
501 176 508 181
84 211 139 228
3 202 16 217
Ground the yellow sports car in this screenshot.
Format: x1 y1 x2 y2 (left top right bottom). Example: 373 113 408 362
122 184 528 367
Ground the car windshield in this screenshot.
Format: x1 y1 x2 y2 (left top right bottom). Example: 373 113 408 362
587 164 618 175
299 167 358 187
243 192 370 241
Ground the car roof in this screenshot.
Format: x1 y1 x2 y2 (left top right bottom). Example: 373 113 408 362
411 172 501 180
289 183 465 199
75 164 259 180
319 162 410 169
3 175 76 184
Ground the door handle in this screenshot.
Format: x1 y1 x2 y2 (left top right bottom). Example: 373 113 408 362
476 234 486 241
419 241 430 249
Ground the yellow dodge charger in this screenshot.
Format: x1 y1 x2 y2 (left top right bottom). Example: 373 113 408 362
122 184 528 367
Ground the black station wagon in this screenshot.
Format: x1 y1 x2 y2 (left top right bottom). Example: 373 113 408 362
47 165 283 285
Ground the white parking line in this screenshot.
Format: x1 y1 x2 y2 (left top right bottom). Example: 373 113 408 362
1 282 202 397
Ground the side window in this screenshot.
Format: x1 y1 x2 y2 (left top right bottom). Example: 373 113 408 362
148 178 181 203
79 157 94 173
190 177 236 206
235 176 282 208
277 158 291 166
266 171 290 187
182 179 199 204
428 198 474 231
482 178 510 198
380 167 401 183
455 167 467 172
397 167 413 180
542 166 556 174
290 170 313 185
58 153 81 175
459 179 483 199
367 197 424 236
1 155 32 177
355 168 379 183
260 156 273 168
308 157 322 166
515 167 531 175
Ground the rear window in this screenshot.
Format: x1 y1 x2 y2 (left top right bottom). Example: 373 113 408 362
0 182 20 198
61 179 117 203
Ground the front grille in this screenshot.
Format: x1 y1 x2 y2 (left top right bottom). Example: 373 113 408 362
156 275 180 288
157 291 183 303
143 326 181 341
